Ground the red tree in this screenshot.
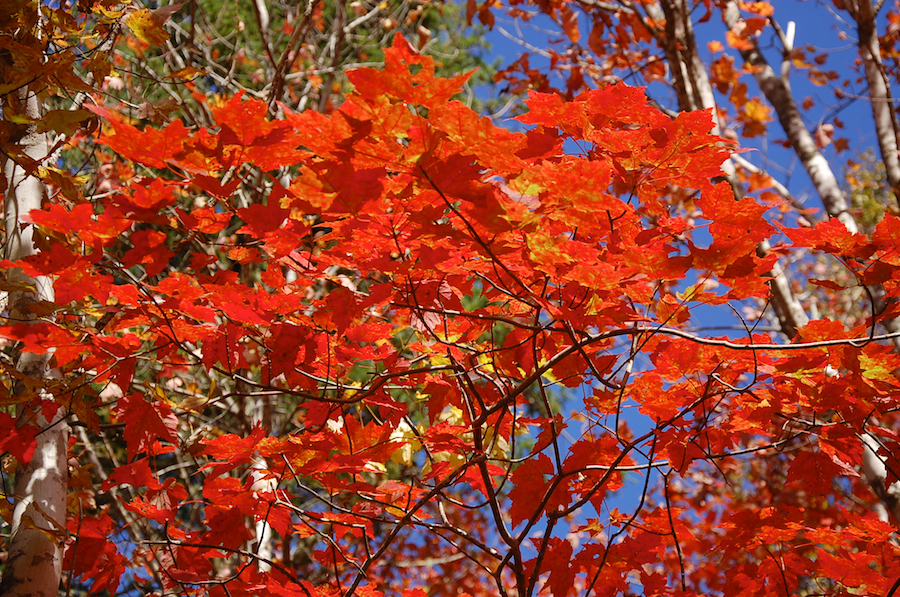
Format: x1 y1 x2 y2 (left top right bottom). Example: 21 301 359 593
3 22 900 597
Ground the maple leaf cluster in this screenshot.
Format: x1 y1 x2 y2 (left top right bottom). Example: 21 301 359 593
4 32 900 597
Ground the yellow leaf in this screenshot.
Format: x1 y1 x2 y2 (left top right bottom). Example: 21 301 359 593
92 3 125 20
36 109 94 136
126 8 170 46
860 353 893 381
390 420 421 467
0 492 11 524
166 66 206 81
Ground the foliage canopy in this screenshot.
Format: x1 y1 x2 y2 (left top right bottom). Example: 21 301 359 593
4 1 900 596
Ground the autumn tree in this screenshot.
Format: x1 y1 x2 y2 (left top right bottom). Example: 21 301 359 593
0 1 110 594
474 0 900 590
0 1 499 594
4 1 900 597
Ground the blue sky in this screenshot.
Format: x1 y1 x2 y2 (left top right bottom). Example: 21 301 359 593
480 1 885 210
455 4 898 588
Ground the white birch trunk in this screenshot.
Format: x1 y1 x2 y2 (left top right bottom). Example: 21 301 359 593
648 0 810 336
719 0 900 524
722 2 857 231
0 88 68 597
849 0 900 203
250 398 275 572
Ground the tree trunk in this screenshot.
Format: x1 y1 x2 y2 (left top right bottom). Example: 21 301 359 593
648 0 811 337
0 87 68 597
849 0 900 205
722 1 857 231
719 0 900 524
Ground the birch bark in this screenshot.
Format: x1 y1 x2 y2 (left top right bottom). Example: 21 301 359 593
631 0 900 525
0 87 68 597
644 0 811 336
846 0 900 204
720 0 900 524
